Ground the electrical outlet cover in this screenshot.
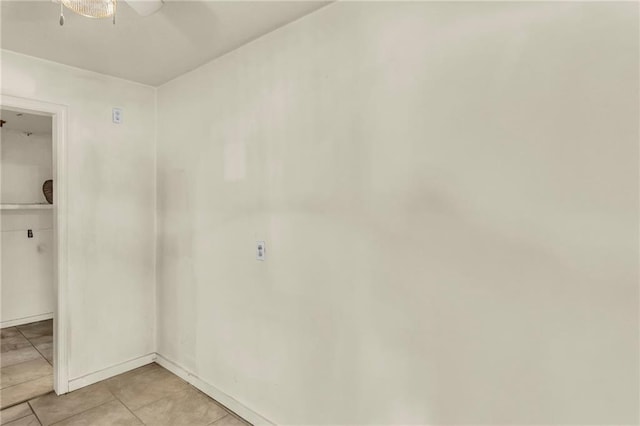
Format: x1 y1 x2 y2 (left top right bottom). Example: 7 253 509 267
256 241 266 261
112 108 123 124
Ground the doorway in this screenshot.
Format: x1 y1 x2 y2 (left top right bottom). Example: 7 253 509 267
0 95 68 406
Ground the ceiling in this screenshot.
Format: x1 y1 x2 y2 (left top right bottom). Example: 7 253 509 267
1 0 330 86
0 109 52 134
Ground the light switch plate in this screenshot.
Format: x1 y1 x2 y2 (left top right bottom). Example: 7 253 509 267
256 241 266 261
112 108 123 124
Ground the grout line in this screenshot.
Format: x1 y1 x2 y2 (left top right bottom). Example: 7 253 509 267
0 402 35 424
111 392 147 425
33 345 53 367
4 363 249 426
35 378 120 425
112 366 228 424
119 383 228 426
46 398 117 426
32 376 121 426
39 350 52 367
154 357 255 425
16 320 54 367
0 323 54 407
27 400 44 425
14 325 30 341
191 386 235 418
153 367 250 426
207 414 231 426
0 384 53 411
0 369 53 391
11 325 53 369
77 363 166 424
0 354 50 375
223 411 252 426
117 369 190 414
104 369 168 425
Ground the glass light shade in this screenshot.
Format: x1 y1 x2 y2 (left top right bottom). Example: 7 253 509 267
61 0 116 19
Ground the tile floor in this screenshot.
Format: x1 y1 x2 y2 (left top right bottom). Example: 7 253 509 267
0 362 250 426
1 320 54 409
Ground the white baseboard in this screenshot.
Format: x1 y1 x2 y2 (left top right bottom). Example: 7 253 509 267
68 353 156 392
155 353 274 425
1 312 53 328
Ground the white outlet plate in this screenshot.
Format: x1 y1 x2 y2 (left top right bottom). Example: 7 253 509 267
256 241 265 261
112 108 123 124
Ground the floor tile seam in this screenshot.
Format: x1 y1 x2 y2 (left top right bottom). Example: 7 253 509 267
0 349 45 369
26 337 50 347
1 356 50 370
1 340 32 351
207 410 230 425
13 328 32 344
189 383 232 424
0 385 52 412
1 344 39 354
0 345 33 356
0 403 34 424
0 328 19 340
0 345 40 362
122 383 191 414
0 368 53 391
112 392 147 426
27 400 43 425
105 365 183 398
130 387 229 426
43 396 117 426
11 327 42 357
189 386 235 418
223 411 253 426
0 355 50 370
214 403 252 426
206 414 232 426
131 382 234 425
30 346 51 368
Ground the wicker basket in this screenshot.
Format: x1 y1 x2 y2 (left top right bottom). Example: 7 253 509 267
43 180 53 204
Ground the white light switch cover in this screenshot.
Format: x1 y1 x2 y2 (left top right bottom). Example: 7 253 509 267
256 241 265 261
112 108 123 124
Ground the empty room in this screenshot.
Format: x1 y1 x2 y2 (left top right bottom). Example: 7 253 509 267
0 0 638 425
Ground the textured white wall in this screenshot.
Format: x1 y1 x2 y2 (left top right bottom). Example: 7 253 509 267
0 128 52 204
1 51 157 380
1 219 54 326
156 2 639 424
1 128 54 325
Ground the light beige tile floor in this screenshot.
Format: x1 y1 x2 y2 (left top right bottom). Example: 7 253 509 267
1 321 54 409
0 363 251 426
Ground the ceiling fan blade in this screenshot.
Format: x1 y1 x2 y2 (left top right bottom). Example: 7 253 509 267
124 0 164 16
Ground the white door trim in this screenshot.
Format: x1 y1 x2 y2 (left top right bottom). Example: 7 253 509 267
1 94 70 395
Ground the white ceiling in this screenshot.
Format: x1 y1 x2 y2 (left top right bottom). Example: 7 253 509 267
0 109 52 134
1 0 330 86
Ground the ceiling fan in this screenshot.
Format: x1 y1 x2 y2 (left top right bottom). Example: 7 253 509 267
56 0 164 26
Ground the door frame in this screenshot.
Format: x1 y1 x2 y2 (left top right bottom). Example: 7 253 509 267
1 94 69 395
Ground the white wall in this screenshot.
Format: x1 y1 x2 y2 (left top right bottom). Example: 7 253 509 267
1 212 54 326
1 128 52 204
1 51 156 381
1 128 54 325
156 2 639 424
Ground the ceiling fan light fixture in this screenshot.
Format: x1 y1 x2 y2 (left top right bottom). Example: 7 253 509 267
60 0 116 19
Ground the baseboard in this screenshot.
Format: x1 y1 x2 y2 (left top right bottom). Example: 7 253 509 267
1 312 53 328
68 353 156 392
155 353 274 425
